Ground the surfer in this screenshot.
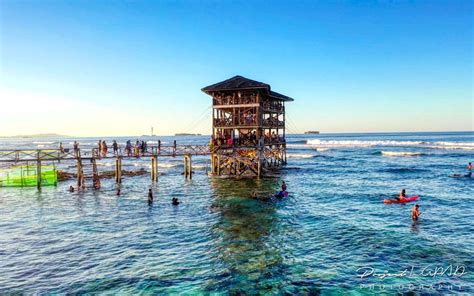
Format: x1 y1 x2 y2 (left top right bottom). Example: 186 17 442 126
172 197 180 206
397 189 406 201
281 181 287 191
412 204 420 221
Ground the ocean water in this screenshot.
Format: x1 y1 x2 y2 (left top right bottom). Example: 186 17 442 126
0 132 473 294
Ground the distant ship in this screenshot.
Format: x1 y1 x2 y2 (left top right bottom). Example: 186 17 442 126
175 133 202 136
304 131 320 134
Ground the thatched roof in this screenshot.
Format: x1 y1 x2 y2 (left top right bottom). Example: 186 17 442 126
202 75 294 102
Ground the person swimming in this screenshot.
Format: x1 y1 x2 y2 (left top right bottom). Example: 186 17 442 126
281 181 287 191
69 185 74 192
148 189 153 204
468 162 472 170
412 204 420 221
172 197 180 206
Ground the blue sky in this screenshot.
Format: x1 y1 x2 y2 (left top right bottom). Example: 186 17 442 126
0 0 472 136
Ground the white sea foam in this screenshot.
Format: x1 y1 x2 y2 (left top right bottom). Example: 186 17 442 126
287 153 315 159
307 139 424 147
286 144 310 149
306 139 474 150
316 148 330 152
157 163 179 168
33 141 55 144
381 151 425 157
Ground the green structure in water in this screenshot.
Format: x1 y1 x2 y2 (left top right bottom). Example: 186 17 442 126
0 165 57 187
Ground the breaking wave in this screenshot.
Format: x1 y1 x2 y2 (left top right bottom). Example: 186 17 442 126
287 153 316 159
381 151 426 157
306 139 474 150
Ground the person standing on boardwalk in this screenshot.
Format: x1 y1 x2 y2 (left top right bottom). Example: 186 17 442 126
134 141 140 158
97 140 102 158
59 142 64 154
73 141 79 157
126 140 132 157
141 140 146 156
102 141 108 157
113 140 118 155
412 204 420 221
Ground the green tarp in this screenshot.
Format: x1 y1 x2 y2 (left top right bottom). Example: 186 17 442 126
0 165 57 187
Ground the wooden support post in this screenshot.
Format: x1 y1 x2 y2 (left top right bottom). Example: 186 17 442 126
183 154 192 179
115 157 122 183
36 151 41 191
183 155 187 178
151 156 158 182
188 154 192 179
75 149 83 188
117 157 122 184
217 155 221 176
92 158 100 189
257 149 262 178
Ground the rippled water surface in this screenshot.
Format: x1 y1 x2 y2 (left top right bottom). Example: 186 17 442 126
0 132 473 294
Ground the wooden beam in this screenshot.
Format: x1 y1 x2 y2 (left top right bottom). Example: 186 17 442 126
213 103 260 109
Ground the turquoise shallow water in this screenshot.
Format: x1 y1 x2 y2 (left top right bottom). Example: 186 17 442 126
0 132 473 294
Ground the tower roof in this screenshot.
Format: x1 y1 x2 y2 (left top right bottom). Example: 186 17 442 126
202 75 294 101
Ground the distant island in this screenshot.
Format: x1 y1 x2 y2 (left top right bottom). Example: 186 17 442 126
175 133 202 136
304 131 320 134
0 133 69 139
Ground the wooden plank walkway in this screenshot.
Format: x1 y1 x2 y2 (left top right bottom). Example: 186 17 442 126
0 143 212 189
0 144 211 163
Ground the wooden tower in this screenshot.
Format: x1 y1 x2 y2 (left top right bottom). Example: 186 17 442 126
202 75 294 177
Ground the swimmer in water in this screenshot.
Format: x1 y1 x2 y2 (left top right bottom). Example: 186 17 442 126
172 197 180 206
468 162 472 170
69 185 74 192
148 189 153 204
412 204 420 221
116 188 121 196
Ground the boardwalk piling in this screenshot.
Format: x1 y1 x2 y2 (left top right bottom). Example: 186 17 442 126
76 149 84 188
183 154 192 179
115 157 122 183
92 158 100 189
36 151 41 191
151 156 158 182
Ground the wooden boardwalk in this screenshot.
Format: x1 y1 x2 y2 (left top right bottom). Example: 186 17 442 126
0 143 211 190
0 144 211 163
